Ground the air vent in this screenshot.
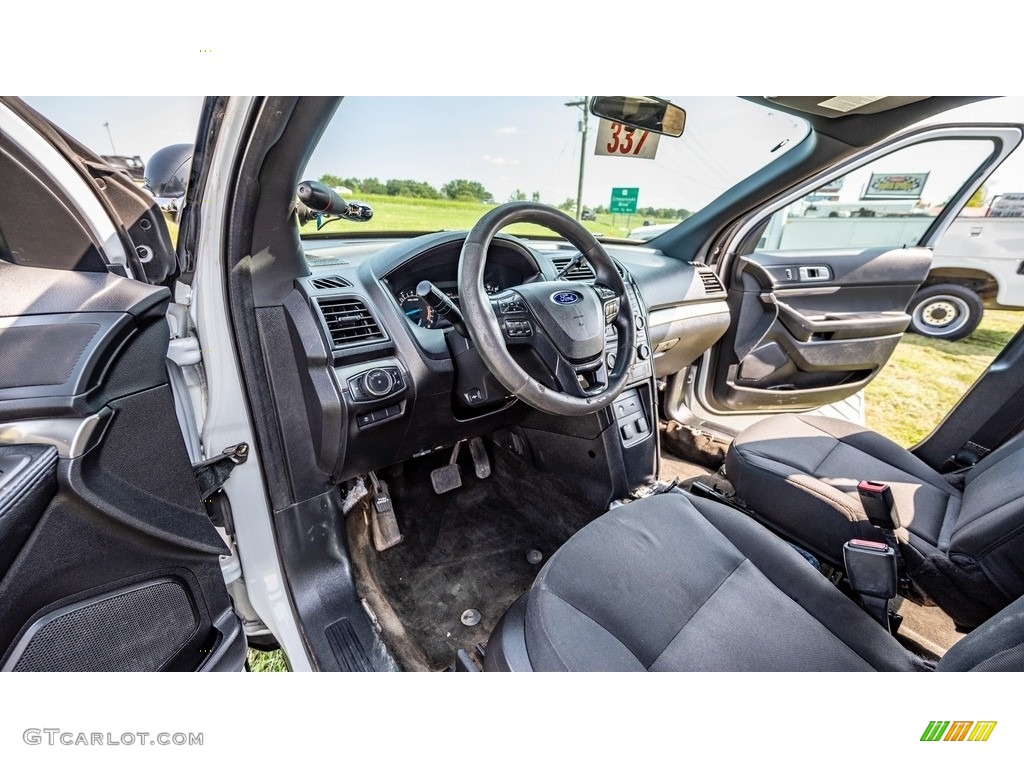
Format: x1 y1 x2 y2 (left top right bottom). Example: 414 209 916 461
551 256 596 281
698 269 725 294
316 297 385 347
310 275 353 290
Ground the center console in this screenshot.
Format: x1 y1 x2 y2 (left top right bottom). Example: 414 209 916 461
511 268 660 507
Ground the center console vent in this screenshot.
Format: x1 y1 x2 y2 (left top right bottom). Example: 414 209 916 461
315 296 385 348
551 256 597 281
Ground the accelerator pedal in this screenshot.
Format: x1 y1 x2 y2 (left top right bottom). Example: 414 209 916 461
468 437 491 479
431 442 464 494
368 471 403 551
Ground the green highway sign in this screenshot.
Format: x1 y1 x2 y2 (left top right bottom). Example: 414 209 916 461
610 187 639 214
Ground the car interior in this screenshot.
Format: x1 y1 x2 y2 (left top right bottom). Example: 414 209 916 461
2 95 1024 672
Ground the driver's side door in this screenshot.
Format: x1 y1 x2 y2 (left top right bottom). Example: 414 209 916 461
0 98 245 671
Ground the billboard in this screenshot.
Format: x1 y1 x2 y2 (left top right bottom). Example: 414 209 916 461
862 172 929 200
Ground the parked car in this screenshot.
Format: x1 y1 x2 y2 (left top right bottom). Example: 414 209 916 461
2 96 1023 673
628 221 676 240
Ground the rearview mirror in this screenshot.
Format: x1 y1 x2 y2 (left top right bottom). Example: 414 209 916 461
589 96 685 137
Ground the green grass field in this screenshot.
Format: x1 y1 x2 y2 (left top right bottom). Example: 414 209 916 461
247 648 288 672
300 194 672 240
864 310 1023 447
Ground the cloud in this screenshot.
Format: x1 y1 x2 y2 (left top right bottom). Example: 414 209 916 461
482 155 519 165
496 127 520 135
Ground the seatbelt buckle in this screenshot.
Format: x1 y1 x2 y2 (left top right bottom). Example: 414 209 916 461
857 480 899 529
843 539 897 631
843 540 897 599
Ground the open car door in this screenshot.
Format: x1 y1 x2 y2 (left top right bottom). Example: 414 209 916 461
0 98 245 671
689 123 1023 424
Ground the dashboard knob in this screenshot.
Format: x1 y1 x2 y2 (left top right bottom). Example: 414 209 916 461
362 368 395 398
637 344 651 361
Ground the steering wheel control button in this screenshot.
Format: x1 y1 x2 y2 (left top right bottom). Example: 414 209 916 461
499 297 527 314
504 320 533 337
603 298 621 323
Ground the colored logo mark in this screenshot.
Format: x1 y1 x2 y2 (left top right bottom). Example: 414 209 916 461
921 721 997 742
551 291 580 305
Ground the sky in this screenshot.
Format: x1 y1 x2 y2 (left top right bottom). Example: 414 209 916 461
23 95 1024 214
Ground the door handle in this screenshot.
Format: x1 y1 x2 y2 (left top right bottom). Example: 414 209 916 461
798 266 831 282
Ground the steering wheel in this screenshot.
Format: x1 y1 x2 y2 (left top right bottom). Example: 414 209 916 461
458 202 636 416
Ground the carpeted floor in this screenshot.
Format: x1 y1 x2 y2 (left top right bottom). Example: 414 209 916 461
347 440 603 671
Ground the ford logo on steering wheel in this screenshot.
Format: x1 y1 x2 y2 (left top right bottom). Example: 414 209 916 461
551 291 581 306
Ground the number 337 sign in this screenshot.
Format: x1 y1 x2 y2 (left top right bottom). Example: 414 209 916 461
594 119 660 160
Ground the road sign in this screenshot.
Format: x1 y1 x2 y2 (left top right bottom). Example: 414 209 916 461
610 187 639 214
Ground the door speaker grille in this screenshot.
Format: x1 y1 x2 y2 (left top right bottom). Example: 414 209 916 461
7 580 198 672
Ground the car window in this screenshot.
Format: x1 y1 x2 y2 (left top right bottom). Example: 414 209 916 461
299 96 809 244
759 138 997 252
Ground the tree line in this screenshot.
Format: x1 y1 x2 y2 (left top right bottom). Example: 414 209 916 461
320 174 495 204
320 174 691 219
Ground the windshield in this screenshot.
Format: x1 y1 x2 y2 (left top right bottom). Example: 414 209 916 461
300 97 809 241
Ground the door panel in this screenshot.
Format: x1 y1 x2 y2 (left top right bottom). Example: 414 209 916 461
696 125 1024 418
0 262 245 671
707 246 931 411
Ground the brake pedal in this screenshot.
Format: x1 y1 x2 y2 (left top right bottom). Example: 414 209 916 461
468 437 491 479
368 471 403 551
431 442 464 494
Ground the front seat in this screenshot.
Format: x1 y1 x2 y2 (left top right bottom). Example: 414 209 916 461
483 492 1024 671
726 413 1024 629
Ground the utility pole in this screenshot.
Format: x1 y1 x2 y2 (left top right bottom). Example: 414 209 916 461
565 98 589 221
103 121 117 155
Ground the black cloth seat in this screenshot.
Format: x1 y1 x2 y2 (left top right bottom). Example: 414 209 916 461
484 492 1024 671
726 414 1024 629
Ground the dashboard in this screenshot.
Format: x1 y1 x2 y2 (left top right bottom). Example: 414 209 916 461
294 230 731 483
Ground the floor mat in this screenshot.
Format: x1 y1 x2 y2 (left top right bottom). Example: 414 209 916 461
347 442 602 671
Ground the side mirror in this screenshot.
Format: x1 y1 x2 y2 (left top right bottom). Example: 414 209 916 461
589 97 686 137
